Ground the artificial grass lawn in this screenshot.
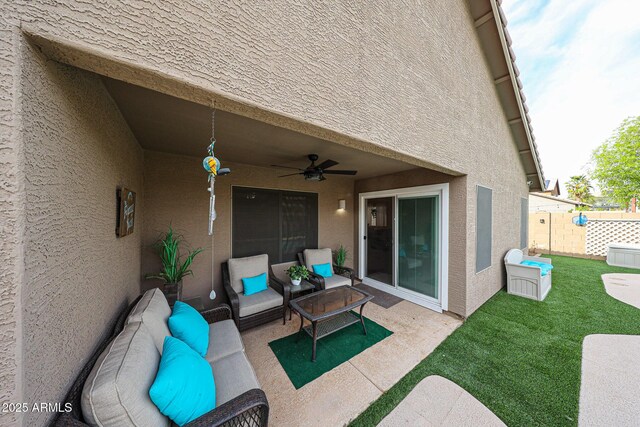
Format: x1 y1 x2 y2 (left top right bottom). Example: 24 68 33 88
351 256 640 426
269 314 393 389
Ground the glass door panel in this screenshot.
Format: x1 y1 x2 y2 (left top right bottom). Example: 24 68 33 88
365 197 394 285
397 196 439 299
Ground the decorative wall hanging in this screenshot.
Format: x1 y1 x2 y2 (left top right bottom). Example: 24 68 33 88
116 187 136 237
202 106 231 299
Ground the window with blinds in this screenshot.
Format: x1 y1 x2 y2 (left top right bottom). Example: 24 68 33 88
232 187 318 263
475 185 493 273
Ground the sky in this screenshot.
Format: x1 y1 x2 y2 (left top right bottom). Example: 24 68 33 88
502 0 640 196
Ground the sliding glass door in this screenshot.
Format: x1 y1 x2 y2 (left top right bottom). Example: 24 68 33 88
397 196 439 300
359 184 448 312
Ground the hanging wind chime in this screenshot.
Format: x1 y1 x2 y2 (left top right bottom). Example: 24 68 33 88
202 106 230 299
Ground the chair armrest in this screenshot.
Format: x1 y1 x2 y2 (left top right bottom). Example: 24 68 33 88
222 266 241 328
524 255 552 264
201 304 232 324
506 264 542 278
307 271 325 289
269 276 290 305
184 388 269 427
333 265 355 284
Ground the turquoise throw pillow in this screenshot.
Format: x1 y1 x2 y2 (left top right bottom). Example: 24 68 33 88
520 260 554 276
149 336 215 426
313 263 333 278
168 301 209 357
242 272 268 296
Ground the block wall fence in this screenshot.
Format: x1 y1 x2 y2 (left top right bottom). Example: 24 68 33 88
529 211 640 258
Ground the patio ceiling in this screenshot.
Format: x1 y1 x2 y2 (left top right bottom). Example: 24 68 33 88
103 78 416 180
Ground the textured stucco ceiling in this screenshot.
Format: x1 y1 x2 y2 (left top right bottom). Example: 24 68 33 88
102 77 416 180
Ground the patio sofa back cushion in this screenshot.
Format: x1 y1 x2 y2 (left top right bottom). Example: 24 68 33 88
81 322 168 427
126 288 172 353
228 254 269 294
303 249 334 274
270 261 298 284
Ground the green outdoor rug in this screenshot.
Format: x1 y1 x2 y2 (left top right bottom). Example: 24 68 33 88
268 314 393 389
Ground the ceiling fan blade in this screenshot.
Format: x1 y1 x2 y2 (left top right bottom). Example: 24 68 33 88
271 164 305 171
278 172 304 177
316 159 339 170
322 169 358 175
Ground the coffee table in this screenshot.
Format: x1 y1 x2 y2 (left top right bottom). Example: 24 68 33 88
289 285 373 361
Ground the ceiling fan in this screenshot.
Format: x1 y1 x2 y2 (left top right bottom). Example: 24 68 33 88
272 154 358 181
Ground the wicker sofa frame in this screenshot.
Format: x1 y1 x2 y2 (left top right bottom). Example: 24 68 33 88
297 251 356 290
222 261 290 332
54 296 269 427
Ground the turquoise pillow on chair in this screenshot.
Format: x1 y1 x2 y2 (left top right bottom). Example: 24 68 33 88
149 336 215 426
520 260 554 276
242 272 268 296
313 263 333 278
168 301 209 357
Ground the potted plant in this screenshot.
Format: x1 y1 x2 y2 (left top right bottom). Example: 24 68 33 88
334 244 348 267
145 226 203 305
286 265 310 286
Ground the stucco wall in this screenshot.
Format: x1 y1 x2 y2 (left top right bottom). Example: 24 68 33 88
0 24 25 427
354 169 468 316
20 44 143 425
142 152 354 309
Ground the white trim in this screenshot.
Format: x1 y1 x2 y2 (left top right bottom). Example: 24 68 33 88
358 183 449 312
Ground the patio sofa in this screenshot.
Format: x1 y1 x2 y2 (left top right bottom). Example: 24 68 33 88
54 288 268 427
298 248 355 290
222 254 290 331
504 248 552 301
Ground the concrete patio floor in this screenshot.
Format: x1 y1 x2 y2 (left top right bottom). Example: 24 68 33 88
379 375 506 426
241 299 462 426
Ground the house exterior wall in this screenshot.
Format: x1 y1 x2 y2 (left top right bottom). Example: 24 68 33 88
0 0 533 418
354 169 468 316
19 43 144 426
142 152 354 309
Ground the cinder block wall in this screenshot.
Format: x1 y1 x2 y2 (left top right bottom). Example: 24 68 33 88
529 211 640 257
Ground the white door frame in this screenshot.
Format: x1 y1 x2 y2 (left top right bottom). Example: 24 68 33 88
358 184 449 313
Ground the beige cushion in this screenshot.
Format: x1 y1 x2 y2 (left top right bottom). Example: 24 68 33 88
205 319 245 363
228 254 269 294
323 274 351 289
270 261 299 284
238 287 283 318
212 352 260 406
303 248 334 275
126 288 171 353
81 322 168 427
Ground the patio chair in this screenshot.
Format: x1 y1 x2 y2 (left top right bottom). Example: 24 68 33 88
297 248 355 290
504 248 552 301
222 254 290 331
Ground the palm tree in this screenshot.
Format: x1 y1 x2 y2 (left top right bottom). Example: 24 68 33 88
565 175 595 204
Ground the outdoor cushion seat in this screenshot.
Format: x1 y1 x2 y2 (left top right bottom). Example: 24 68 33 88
212 352 261 406
205 319 244 363
303 248 335 274
228 254 270 294
322 274 352 289
126 287 172 353
238 287 284 318
81 322 168 427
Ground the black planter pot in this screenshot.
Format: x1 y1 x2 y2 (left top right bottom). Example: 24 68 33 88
163 282 182 307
